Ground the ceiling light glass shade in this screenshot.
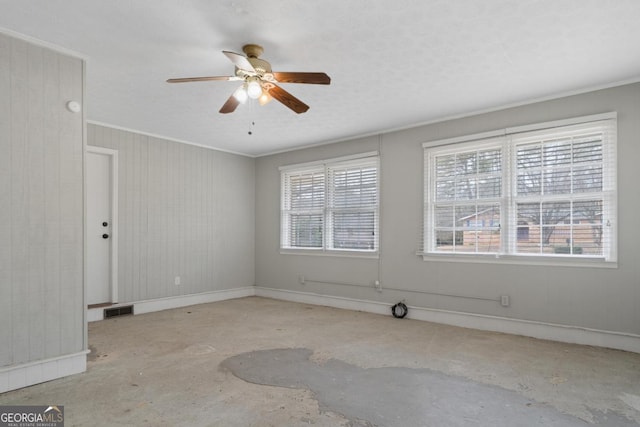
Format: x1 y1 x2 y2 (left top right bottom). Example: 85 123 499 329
258 91 272 106
246 80 263 99
233 86 248 103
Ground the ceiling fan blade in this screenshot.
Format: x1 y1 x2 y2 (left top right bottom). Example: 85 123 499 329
166 76 241 83
269 84 309 114
272 72 331 85
222 51 255 72
219 94 240 114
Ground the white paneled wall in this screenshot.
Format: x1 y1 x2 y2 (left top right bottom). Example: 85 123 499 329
88 124 255 303
0 33 84 369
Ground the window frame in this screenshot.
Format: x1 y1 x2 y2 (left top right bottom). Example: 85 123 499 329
280 152 380 257
422 113 617 268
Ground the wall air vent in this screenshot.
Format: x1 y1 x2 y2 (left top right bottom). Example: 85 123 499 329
104 305 134 318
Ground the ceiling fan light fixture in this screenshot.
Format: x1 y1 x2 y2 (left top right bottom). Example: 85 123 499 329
258 91 272 106
233 86 248 103
246 78 263 99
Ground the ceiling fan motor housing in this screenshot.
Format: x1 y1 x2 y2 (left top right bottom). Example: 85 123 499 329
242 44 272 76
248 57 272 75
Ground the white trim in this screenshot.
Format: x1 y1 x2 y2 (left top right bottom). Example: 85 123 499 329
87 121 253 158
256 286 390 315
86 307 104 323
255 286 640 354
505 112 617 135
422 112 616 149
0 26 88 60
420 253 618 269
280 249 379 259
87 287 255 322
134 287 254 315
108 148 118 300
86 146 119 303
81 57 89 367
278 151 379 171
0 351 88 393
422 130 506 149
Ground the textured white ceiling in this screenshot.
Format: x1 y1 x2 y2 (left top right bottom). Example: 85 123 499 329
1 0 640 156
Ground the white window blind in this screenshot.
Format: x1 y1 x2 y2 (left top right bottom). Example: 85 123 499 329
424 116 616 263
281 168 325 248
510 122 615 258
327 160 379 250
281 155 379 253
429 140 503 254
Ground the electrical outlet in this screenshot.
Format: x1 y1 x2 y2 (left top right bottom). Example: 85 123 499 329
374 280 382 292
175 276 181 286
299 275 305 285
500 295 510 307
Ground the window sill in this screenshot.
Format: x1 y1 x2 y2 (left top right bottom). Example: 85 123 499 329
419 252 617 269
280 248 379 259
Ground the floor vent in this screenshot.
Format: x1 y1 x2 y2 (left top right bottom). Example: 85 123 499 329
104 305 134 318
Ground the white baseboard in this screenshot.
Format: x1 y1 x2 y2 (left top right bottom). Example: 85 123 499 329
0 351 89 393
1 288 254 393
88 287 255 322
87 307 104 322
6 286 635 394
255 286 640 354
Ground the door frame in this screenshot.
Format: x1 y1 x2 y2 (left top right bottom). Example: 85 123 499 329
86 146 119 303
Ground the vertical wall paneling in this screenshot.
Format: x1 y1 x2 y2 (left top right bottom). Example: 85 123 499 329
0 32 85 387
26 42 45 363
88 124 255 303
59 53 83 355
0 32 13 367
10 35 29 365
42 48 62 359
139 136 148 299
125 132 133 301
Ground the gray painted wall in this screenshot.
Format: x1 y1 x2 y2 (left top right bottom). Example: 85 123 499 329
0 33 84 367
255 83 640 336
88 124 255 302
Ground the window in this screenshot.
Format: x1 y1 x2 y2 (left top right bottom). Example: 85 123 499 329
284 168 325 248
281 153 379 254
430 141 503 254
423 114 616 263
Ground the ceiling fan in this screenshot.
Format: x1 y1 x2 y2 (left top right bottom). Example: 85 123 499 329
167 44 331 114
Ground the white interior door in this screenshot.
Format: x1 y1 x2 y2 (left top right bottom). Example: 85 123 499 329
86 149 117 305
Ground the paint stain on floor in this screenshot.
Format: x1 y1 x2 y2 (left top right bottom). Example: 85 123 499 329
221 348 638 427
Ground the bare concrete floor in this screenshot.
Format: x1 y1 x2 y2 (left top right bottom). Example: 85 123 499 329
1 296 639 426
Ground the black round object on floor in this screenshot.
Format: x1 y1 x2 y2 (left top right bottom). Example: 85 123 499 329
391 302 408 318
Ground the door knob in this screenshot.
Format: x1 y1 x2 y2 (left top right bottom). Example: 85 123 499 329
102 234 109 239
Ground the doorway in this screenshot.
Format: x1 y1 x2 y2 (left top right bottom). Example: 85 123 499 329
86 147 118 306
